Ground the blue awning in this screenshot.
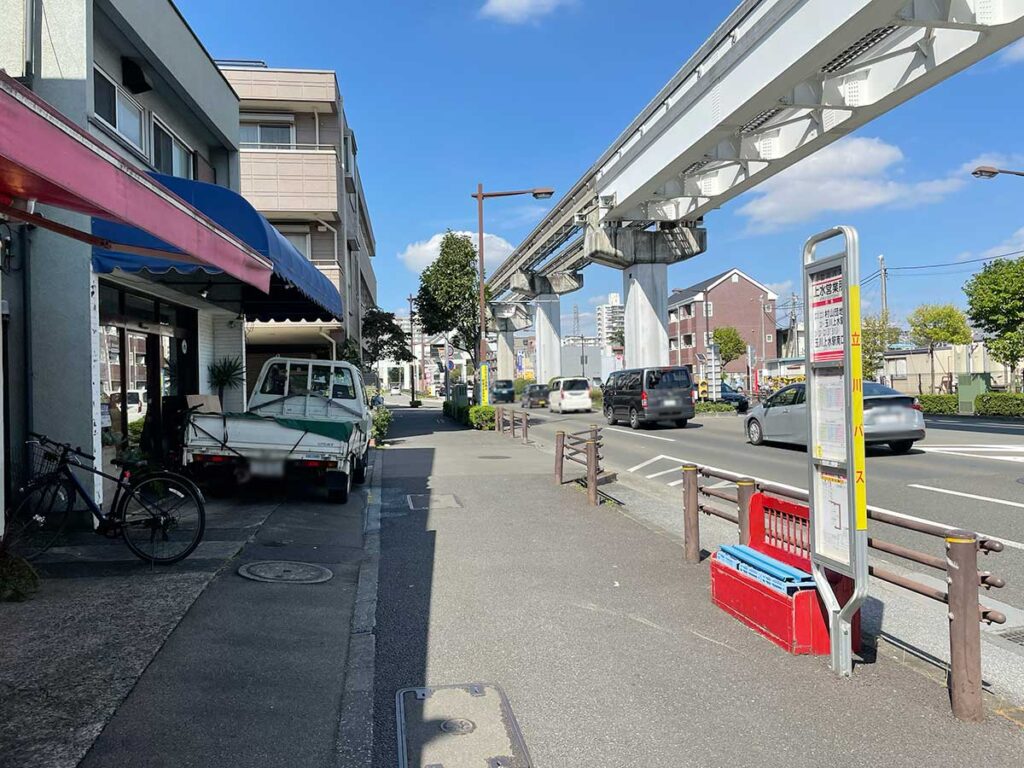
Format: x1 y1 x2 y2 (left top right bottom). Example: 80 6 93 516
92 173 343 322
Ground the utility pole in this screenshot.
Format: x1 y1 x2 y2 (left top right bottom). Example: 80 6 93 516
407 294 417 404
878 254 888 316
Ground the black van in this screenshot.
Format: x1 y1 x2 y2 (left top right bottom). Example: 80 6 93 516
603 367 695 429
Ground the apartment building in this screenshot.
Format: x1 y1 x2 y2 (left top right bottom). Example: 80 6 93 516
219 63 377 388
667 269 777 375
595 292 624 353
0 1 344 507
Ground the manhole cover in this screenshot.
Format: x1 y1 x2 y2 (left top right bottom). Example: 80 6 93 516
237 561 333 584
1017 477 1024 486
406 494 461 510
997 627 1024 647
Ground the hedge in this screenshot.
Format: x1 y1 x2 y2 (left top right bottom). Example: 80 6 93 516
468 405 496 430
696 401 735 413
974 392 1024 418
370 406 393 443
442 401 471 426
917 394 957 415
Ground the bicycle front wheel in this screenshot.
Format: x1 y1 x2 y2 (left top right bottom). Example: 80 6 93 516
6 478 75 560
119 473 206 564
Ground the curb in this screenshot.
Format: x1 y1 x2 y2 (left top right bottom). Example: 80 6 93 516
335 449 382 768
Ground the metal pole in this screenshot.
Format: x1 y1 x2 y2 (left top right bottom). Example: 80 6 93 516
586 440 599 506
682 464 700 564
947 530 984 722
555 431 565 485
476 183 486 375
878 254 888 317
736 478 754 546
407 294 416 405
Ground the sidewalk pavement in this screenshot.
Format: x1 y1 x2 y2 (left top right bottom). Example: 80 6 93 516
372 403 1023 767
1 471 375 768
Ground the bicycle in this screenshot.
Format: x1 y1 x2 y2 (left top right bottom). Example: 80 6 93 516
5 433 206 564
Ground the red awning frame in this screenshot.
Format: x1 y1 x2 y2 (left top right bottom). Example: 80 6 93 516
0 70 272 291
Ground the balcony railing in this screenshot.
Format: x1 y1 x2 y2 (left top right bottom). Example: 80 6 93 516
239 147 339 217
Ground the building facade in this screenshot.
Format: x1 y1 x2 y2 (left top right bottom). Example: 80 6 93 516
219 63 377 393
595 292 624 353
667 269 777 376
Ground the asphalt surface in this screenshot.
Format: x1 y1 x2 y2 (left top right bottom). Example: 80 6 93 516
372 403 1024 766
523 406 1024 608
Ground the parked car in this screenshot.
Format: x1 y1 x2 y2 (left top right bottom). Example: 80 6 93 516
389 385 401 395
744 381 925 454
719 381 749 413
603 366 695 429
549 377 593 413
521 383 549 409
490 379 516 403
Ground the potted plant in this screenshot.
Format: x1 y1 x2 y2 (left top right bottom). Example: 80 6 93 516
208 357 245 411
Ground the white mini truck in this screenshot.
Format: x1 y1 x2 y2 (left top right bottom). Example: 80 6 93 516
184 357 372 503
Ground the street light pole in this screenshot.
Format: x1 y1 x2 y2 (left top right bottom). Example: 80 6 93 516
471 184 555 393
972 165 1024 179
407 294 417 405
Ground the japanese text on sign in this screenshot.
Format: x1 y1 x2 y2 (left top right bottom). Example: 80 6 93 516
810 268 844 364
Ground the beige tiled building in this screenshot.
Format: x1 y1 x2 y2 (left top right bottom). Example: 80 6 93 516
219 63 377 390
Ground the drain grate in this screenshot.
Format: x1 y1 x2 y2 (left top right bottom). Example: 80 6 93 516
997 627 1024 647
238 560 333 584
406 494 461 510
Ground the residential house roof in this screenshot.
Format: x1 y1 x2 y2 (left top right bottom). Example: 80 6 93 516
668 268 779 306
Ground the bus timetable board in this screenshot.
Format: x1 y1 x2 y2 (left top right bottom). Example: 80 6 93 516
802 226 868 678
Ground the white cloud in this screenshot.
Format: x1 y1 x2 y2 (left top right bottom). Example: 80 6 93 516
973 226 1024 262
479 0 573 24
765 280 794 298
737 137 965 232
1001 38 1024 64
397 231 514 273
561 309 596 335
587 293 608 306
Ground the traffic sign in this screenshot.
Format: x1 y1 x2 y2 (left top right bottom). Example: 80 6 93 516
802 226 867 678
447 359 455 372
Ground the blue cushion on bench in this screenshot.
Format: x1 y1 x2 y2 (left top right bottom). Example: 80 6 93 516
718 545 816 595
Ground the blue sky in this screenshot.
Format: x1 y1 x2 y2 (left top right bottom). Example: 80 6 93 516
177 0 1024 335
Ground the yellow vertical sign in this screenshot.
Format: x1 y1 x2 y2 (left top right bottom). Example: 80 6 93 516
848 284 867 530
479 364 490 406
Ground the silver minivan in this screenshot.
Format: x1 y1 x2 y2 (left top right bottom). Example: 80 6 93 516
549 377 593 413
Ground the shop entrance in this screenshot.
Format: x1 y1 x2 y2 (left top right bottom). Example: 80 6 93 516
98 283 197 472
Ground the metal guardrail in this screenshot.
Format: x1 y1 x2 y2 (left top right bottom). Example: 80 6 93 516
553 424 604 506
679 463 1007 722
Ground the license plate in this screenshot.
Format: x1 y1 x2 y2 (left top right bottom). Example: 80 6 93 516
876 410 901 424
664 399 678 407
250 459 285 477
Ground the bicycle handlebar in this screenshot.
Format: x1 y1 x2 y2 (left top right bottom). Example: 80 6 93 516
28 432 96 462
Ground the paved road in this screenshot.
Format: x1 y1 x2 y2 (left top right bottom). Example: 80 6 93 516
523 407 1024 608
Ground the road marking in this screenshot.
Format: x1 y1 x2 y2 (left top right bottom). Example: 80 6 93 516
927 418 1024 429
627 456 665 473
918 447 1024 464
646 467 682 479
907 484 1024 511
606 427 676 442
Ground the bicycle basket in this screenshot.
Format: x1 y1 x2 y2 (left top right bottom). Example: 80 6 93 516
26 440 61 481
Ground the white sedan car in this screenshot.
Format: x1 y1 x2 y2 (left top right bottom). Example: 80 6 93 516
548 377 593 413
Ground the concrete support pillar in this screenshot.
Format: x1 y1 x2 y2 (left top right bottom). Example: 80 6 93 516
497 329 515 380
623 263 669 369
535 293 561 384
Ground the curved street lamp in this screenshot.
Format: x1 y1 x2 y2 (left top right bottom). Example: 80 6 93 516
471 184 555 378
972 165 1024 179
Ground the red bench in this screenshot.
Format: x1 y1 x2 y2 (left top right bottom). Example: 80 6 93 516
710 492 860 655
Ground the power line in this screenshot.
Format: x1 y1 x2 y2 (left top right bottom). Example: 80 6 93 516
886 248 1024 272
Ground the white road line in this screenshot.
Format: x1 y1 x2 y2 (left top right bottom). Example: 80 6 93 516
918 448 1024 463
606 427 676 443
922 445 1024 452
646 467 683 479
667 479 684 487
627 456 667 473
907 484 1024 511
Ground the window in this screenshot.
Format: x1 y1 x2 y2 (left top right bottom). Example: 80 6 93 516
282 232 310 258
682 334 694 348
668 309 678 323
766 334 773 343
645 368 691 390
669 338 678 350
683 303 694 318
311 365 332 397
94 68 144 151
240 121 294 149
260 363 287 395
705 301 714 317
288 363 310 396
891 358 908 379
768 386 799 408
153 121 193 179
731 273 739 283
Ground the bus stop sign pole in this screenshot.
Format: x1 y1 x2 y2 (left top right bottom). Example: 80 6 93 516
802 226 868 677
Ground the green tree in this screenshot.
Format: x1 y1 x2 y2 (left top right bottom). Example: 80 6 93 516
711 326 746 366
609 328 625 348
907 303 972 393
416 231 484 369
861 311 901 381
362 307 415 370
964 258 1024 391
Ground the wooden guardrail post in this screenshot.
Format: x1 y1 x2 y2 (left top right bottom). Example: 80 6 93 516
510 409 517 438
947 529 984 723
586 440 599 506
521 411 529 444
555 431 565 484
736 477 754 546
682 464 700 564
